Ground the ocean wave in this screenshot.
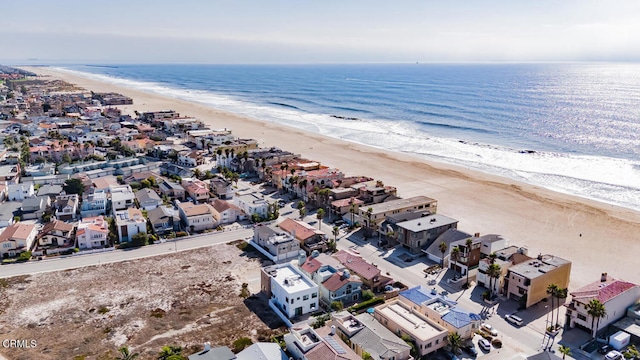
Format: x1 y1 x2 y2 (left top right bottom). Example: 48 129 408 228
57 66 640 211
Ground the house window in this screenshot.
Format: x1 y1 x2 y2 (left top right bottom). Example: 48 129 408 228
303 295 309 301
577 314 587 321
312 293 317 298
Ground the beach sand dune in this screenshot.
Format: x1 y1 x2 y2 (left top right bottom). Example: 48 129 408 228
22 66 640 289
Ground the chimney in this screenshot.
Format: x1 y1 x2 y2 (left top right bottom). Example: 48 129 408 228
601 273 608 282
204 342 211 352
330 325 336 335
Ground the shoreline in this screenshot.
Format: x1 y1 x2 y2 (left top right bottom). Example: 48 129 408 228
19 66 640 289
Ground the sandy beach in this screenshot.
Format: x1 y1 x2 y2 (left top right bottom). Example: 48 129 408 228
20 66 640 290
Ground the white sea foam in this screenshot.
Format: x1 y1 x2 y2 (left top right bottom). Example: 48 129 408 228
56 67 640 211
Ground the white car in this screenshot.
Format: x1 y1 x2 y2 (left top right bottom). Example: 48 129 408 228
505 314 523 326
604 350 623 360
481 323 498 336
481 324 498 336
478 338 491 352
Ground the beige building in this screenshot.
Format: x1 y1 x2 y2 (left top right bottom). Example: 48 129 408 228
177 201 217 232
505 254 571 308
359 195 438 234
374 299 448 357
0 223 37 258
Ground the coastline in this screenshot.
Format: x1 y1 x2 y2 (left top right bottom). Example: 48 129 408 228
20 66 640 289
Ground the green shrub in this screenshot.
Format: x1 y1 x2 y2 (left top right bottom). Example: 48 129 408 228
361 290 375 301
331 301 344 311
97 307 109 314
175 231 188 238
349 297 385 314
17 251 32 262
232 337 253 353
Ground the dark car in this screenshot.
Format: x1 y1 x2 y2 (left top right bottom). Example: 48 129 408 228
462 344 478 357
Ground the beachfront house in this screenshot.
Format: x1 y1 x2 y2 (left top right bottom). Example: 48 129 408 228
394 214 459 254
359 195 438 238
566 273 640 336
504 254 571 308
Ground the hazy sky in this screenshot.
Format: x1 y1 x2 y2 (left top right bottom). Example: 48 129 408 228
2 0 640 64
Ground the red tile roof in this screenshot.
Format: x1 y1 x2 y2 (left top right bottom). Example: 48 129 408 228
331 198 364 208
570 275 639 304
279 218 321 241
300 257 322 274
322 272 361 292
333 250 380 280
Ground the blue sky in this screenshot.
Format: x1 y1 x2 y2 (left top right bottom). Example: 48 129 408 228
2 0 640 64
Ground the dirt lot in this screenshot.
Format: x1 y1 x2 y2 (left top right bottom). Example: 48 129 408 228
0 242 285 360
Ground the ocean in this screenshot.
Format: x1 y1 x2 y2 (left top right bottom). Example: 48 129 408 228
58 63 640 211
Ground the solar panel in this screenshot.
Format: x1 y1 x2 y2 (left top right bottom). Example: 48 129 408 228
323 336 346 354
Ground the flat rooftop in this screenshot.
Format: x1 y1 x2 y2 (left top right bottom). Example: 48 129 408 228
366 195 437 215
508 255 570 280
268 264 316 293
396 214 458 232
376 302 445 341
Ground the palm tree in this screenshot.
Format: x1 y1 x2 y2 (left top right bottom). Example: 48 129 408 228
486 263 502 298
451 246 460 276
465 238 473 285
488 252 497 264
316 208 325 230
586 299 607 339
447 332 463 355
116 346 139 360
547 284 559 330
558 345 571 359
349 199 357 226
438 241 448 267
555 287 568 328
333 226 339 243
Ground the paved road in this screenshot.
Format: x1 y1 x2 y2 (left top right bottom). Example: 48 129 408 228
334 229 552 359
0 228 253 279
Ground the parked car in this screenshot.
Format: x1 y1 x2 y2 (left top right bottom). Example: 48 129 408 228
444 351 459 360
605 350 623 360
478 338 492 352
505 314 523 326
462 344 478 357
598 344 612 354
481 323 498 336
